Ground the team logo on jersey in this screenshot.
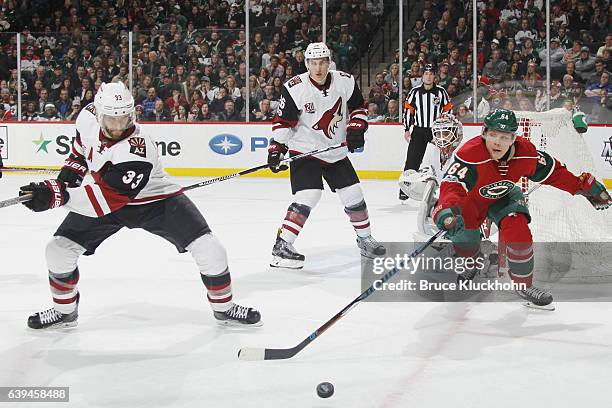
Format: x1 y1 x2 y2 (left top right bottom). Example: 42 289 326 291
128 137 147 158
287 76 302 88
304 102 315 113
312 97 343 139
479 180 515 199
602 136 612 167
209 134 243 155
432 96 441 106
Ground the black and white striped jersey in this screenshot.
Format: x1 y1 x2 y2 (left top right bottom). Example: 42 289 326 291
403 84 452 129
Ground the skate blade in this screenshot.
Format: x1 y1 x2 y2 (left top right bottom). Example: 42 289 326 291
522 302 555 311
29 321 78 330
215 319 264 328
270 257 304 269
360 249 386 259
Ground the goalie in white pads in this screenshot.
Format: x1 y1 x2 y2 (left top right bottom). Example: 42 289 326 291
19 82 261 329
267 42 386 269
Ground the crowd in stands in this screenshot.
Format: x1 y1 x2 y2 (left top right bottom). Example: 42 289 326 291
0 0 383 122
368 0 611 123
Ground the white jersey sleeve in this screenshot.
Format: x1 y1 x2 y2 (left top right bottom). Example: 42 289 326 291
64 104 182 218
272 70 366 163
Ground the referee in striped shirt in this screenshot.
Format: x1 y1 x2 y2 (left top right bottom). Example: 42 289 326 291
401 63 452 200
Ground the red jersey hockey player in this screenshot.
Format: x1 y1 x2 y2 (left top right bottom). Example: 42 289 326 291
19 82 261 329
433 109 612 307
267 42 386 269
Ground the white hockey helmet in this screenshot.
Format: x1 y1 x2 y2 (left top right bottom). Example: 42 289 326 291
304 42 331 70
431 113 463 151
94 81 136 140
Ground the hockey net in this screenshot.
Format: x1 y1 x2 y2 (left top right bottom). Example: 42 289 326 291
512 108 612 283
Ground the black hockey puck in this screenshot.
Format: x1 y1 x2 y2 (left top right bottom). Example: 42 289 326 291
316 382 334 398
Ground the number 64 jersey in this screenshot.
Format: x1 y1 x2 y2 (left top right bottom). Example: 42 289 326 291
63 103 182 218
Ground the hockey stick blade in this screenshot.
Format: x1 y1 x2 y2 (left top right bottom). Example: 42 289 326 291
238 230 446 361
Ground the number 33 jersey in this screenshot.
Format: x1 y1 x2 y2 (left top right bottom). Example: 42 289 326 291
63 103 182 218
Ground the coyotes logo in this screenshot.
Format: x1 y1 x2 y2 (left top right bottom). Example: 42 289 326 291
312 97 342 139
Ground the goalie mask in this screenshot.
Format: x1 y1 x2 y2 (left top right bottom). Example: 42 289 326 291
94 82 136 140
431 113 463 154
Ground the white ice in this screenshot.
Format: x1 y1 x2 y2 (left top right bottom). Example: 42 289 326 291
1 174 611 408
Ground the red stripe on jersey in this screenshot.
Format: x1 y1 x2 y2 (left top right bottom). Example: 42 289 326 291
71 145 85 158
349 108 367 118
272 115 297 128
97 181 132 212
282 224 300 235
84 185 104 217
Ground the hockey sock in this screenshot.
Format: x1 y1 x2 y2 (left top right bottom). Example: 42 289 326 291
279 202 312 244
500 213 534 287
201 268 233 312
344 200 371 238
49 268 80 314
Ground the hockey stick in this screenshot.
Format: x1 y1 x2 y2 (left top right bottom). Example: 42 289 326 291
1 166 61 174
181 143 344 192
0 194 32 209
0 144 345 210
237 229 446 361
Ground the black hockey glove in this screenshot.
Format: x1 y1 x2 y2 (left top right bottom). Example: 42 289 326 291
58 153 88 187
19 179 70 212
346 118 368 152
268 140 289 173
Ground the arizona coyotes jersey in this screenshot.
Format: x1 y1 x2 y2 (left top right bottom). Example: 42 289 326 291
63 103 182 218
437 136 582 227
272 70 367 163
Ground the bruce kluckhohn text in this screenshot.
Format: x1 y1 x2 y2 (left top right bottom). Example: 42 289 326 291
373 279 528 292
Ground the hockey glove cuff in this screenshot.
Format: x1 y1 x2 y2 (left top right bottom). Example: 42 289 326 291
19 179 70 212
58 154 88 187
268 141 289 173
577 172 612 210
433 205 464 238
346 118 368 153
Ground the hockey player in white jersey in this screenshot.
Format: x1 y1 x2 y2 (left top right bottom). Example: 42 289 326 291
19 82 261 329
267 42 386 269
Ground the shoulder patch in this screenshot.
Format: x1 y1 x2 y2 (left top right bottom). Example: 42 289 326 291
128 137 147 158
85 103 96 115
338 71 352 78
287 75 302 88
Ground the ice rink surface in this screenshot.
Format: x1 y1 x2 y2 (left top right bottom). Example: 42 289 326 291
1 174 611 408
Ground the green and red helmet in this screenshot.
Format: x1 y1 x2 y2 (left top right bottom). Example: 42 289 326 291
482 109 518 141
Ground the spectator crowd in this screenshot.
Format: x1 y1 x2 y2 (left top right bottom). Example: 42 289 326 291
367 0 611 123
0 0 383 122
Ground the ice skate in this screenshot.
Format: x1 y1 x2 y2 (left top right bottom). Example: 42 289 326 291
28 307 78 329
516 286 555 311
214 303 262 327
270 236 305 269
357 235 386 258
